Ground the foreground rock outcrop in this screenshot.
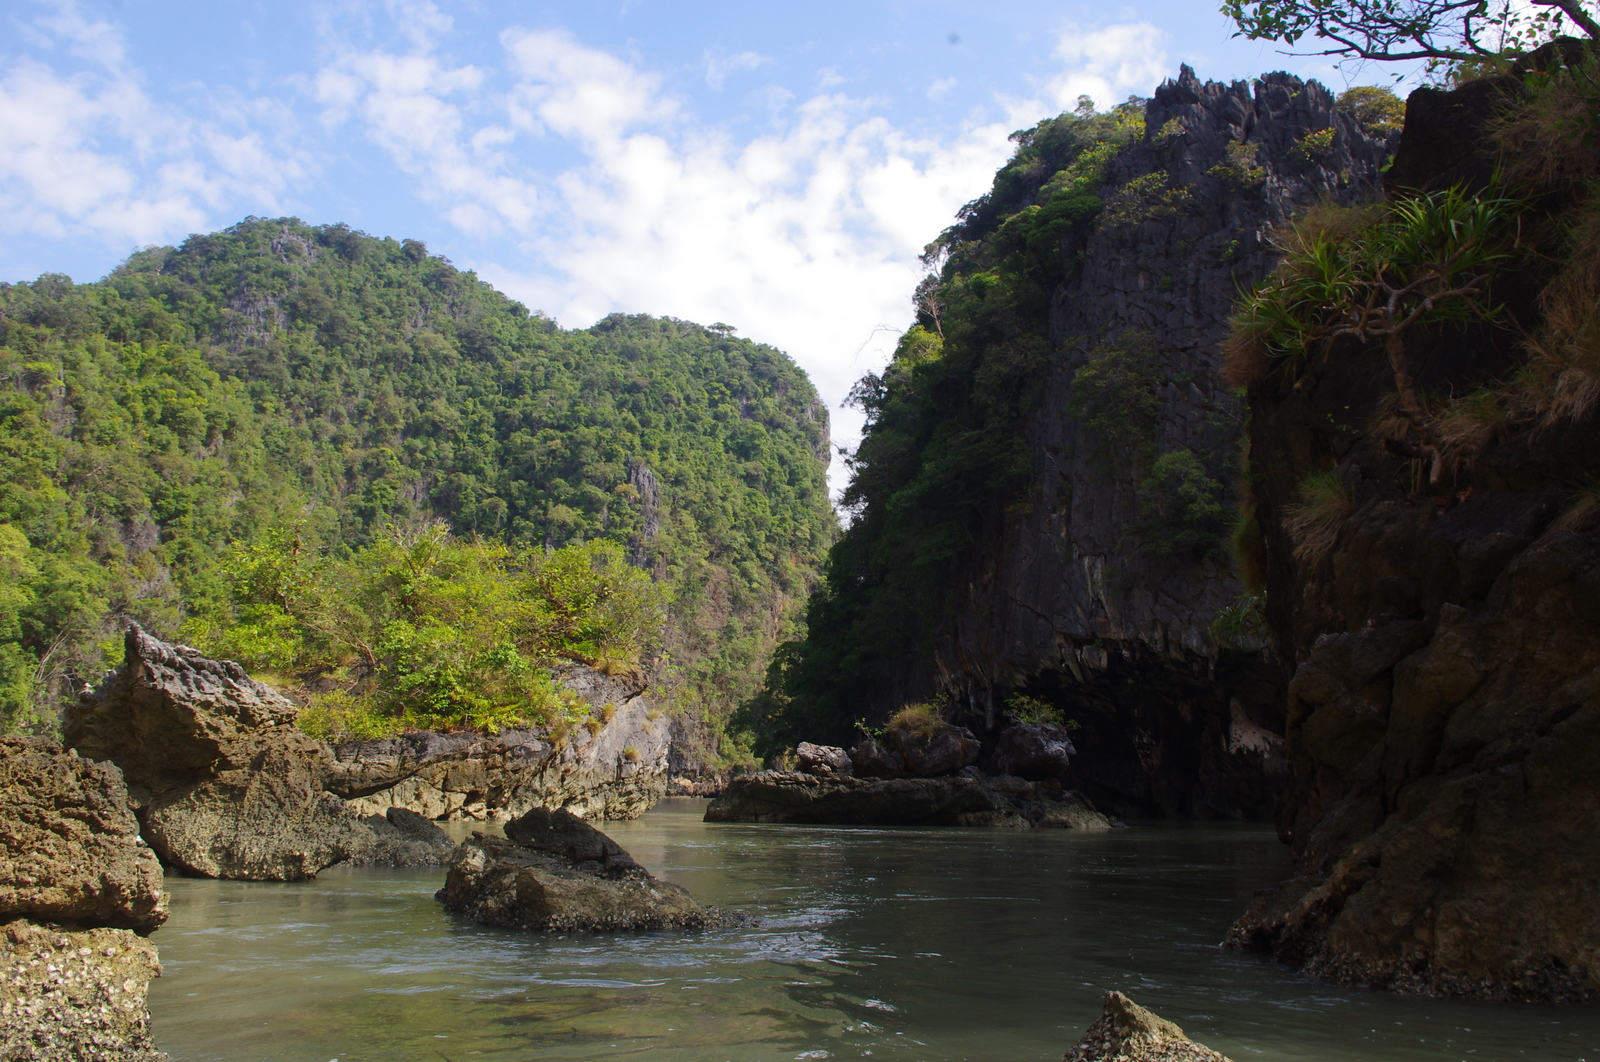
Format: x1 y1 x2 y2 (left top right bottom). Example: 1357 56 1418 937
325 666 670 822
1 919 165 1062
0 738 169 1061
1064 991 1231 1062
0 738 166 932
64 626 374 881
1224 56 1600 1002
436 807 738 931
704 771 1114 828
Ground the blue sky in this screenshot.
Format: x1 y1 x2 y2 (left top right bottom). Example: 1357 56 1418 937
0 0 1419 475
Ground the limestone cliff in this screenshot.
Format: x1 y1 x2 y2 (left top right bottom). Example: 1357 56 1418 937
765 66 1392 820
1224 51 1600 1002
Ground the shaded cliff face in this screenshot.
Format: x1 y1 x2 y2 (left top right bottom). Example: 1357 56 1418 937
761 67 1391 819
1226 54 1600 1001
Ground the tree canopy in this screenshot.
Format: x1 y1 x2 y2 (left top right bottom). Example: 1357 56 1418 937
1220 0 1599 62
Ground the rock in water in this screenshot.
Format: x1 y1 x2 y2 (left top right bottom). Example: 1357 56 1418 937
0 738 167 932
704 771 1114 828
352 808 458 867
64 625 373 881
1064 991 1232 1062
436 807 736 932
0 919 166 1062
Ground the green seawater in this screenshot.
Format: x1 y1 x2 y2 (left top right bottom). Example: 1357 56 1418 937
148 798 1600 1061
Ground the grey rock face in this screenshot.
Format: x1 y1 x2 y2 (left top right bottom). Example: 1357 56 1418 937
889 724 981 777
991 723 1075 780
326 666 670 822
848 737 905 779
703 770 1113 829
64 626 371 881
931 67 1387 819
0 919 165 1062
795 741 852 776
0 738 166 933
1064 991 1232 1062
436 808 736 932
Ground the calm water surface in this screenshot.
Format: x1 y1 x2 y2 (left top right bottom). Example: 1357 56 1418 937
149 798 1600 1061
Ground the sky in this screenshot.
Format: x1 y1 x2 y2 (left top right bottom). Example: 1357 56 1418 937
0 0 1419 490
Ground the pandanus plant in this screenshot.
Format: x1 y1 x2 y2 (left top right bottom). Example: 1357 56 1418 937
1227 185 1524 484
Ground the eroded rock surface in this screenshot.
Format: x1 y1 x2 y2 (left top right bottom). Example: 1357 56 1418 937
1225 64 1600 1002
0 738 166 933
325 667 670 822
64 625 372 881
992 723 1076 780
436 807 737 932
1064 991 1231 1062
704 771 1114 828
0 919 165 1062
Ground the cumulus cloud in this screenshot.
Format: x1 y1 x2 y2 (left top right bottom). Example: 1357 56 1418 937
1046 22 1172 114
0 0 306 249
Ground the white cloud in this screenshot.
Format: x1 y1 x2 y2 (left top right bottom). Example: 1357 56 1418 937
704 49 771 91
0 0 307 250
1046 22 1171 114
316 27 1017 491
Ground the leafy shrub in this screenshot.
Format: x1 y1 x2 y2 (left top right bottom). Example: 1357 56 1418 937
1099 172 1195 229
1291 127 1338 161
1139 448 1229 557
1208 140 1267 188
1068 332 1161 466
1004 694 1063 726
1336 86 1405 136
1210 591 1267 647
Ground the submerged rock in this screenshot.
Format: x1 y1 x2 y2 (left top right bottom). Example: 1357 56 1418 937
1064 991 1232 1062
0 919 165 1062
351 808 458 867
703 771 1114 828
436 807 738 932
64 626 372 881
0 738 166 933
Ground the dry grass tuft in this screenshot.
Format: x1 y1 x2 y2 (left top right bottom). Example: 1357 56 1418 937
1283 471 1354 567
1554 480 1600 532
887 701 942 735
1491 52 1600 194
1221 320 1276 387
1435 388 1507 468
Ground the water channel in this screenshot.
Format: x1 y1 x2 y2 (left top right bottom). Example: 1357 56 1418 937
148 798 1600 1061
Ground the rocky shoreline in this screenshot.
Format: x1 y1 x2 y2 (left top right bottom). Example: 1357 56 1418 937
0 737 168 1061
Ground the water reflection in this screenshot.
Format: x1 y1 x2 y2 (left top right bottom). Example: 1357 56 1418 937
148 798 1600 1061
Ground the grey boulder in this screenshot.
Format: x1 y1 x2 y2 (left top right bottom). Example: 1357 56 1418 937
992 723 1076 780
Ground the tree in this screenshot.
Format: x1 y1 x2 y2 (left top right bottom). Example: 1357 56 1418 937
1220 0 1600 63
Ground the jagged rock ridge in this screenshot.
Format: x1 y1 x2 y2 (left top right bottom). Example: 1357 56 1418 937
934 69 1391 818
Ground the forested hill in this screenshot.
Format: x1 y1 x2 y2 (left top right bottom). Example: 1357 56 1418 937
0 217 835 758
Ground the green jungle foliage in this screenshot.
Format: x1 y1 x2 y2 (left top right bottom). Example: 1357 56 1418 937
189 527 666 739
0 219 834 759
740 102 1154 755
